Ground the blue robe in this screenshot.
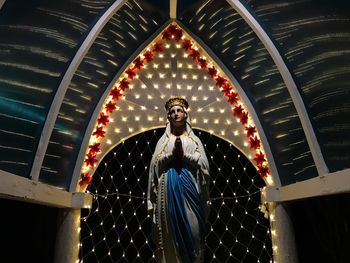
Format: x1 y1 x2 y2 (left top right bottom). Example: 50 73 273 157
148 132 210 263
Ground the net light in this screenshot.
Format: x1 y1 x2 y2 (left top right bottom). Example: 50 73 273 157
79 23 274 262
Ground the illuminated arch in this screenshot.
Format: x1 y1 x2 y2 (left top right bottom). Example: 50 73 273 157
72 23 277 192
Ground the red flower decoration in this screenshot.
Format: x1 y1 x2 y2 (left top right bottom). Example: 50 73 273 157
198 58 208 69
173 28 183 41
152 42 164 53
110 87 122 100
105 101 116 113
189 49 200 61
92 126 105 138
240 111 249 125
97 112 109 126
167 24 178 33
84 155 98 167
162 24 178 40
143 51 154 62
233 105 244 118
89 142 101 156
119 78 130 91
254 151 266 166
245 125 256 137
227 92 239 105
182 39 192 51
126 68 136 79
162 30 172 40
163 24 182 41
79 173 92 186
221 83 232 95
215 76 227 87
208 66 217 78
249 136 261 150
258 166 270 177
133 56 144 70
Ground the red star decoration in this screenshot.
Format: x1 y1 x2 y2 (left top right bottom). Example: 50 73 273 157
162 30 172 40
79 173 92 186
152 42 164 53
119 78 129 91
109 87 122 100
254 151 266 166
215 76 227 87
88 142 101 156
221 83 232 95
173 28 183 41
133 56 144 70
233 105 244 118
182 39 192 51
240 111 249 125
249 136 261 150
125 68 136 79
162 24 178 40
92 126 105 138
189 49 200 60
84 155 98 167
245 125 256 137
198 58 208 69
258 166 270 178
97 112 109 126
227 92 239 105
143 51 154 62
105 101 116 113
208 66 217 78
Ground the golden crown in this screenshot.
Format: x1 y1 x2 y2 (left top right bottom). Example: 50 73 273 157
165 96 189 111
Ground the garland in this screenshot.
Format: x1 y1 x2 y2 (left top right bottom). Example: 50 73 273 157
79 24 270 187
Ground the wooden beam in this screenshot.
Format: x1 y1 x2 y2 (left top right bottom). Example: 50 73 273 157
0 170 92 208
263 169 350 202
170 0 177 18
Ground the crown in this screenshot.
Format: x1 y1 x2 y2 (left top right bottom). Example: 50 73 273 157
165 96 189 111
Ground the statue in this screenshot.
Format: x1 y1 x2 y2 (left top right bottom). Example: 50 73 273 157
147 96 210 262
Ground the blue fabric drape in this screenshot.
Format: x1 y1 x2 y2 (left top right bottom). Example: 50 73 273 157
167 167 208 263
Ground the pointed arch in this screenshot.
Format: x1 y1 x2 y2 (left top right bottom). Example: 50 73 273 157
70 22 279 192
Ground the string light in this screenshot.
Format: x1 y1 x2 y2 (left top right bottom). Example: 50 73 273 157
79 129 272 262
78 22 274 261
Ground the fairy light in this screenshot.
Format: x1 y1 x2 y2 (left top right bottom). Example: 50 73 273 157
78 23 274 261
80 129 272 262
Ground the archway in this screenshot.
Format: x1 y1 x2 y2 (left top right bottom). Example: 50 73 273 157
79 129 272 262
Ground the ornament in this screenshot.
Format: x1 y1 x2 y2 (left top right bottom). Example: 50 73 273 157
88 142 101 156
119 78 130 91
208 66 217 78
249 136 261 150
245 125 256 137
79 173 92 186
143 51 154 62
133 56 144 70
97 112 109 126
92 126 105 138
105 101 116 113
254 151 266 166
152 42 164 53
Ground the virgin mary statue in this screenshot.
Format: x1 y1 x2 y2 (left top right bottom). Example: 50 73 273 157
147 96 210 263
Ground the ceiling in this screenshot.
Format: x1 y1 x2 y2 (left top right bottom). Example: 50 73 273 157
0 0 349 189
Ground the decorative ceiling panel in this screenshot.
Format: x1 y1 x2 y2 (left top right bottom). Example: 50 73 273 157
39 0 168 188
0 0 115 177
178 0 317 184
242 0 350 172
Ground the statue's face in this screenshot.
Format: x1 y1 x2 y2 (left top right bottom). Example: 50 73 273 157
168 105 186 127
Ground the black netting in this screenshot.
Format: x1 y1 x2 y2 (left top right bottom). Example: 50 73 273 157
80 129 272 263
